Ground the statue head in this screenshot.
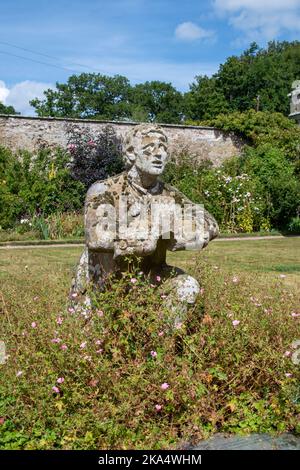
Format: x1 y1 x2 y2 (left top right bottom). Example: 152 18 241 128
124 124 168 177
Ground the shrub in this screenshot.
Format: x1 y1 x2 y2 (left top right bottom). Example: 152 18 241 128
287 217 300 234
66 124 125 188
242 144 300 229
0 146 85 229
163 158 266 233
164 139 300 233
45 212 84 239
189 110 300 164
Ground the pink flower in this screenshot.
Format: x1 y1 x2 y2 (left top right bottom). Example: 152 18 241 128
285 373 292 378
158 331 164 337
68 307 75 314
264 308 272 315
83 355 92 361
52 386 60 393
31 322 37 328
161 382 169 390
68 144 76 151
232 320 240 327
57 377 64 384
71 292 78 299
51 338 61 344
160 294 167 299
150 350 157 357
80 341 87 349
56 317 63 325
232 276 239 283
16 370 23 377
87 140 95 146
200 288 205 296
175 322 183 329
130 278 137 284
150 283 156 288
284 351 291 357
155 404 162 411
33 296 39 301
156 275 161 282
96 348 103 354
60 344 68 351
279 274 286 279
291 312 300 318
96 310 104 317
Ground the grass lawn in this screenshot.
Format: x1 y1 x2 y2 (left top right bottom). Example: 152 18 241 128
0 238 299 449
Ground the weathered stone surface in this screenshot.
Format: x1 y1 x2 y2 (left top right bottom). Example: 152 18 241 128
288 80 300 125
187 433 300 450
72 123 219 324
0 114 243 166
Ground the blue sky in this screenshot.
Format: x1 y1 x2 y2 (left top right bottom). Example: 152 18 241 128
0 0 300 115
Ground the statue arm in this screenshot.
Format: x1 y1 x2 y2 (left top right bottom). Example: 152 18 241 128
84 182 116 252
164 184 219 251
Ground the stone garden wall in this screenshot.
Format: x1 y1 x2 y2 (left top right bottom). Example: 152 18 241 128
0 114 243 166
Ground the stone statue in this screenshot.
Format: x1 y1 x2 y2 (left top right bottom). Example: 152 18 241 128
71 124 219 326
288 80 300 125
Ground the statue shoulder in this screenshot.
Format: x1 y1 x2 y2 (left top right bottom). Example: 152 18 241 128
85 172 127 203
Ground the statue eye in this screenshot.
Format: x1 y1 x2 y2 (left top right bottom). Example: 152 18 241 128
143 143 154 150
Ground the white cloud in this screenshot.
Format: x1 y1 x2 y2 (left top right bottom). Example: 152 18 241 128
0 80 10 103
175 22 215 42
214 0 300 12
214 0 300 43
0 81 53 115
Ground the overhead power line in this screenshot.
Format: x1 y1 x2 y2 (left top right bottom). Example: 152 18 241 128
0 49 81 74
0 39 108 74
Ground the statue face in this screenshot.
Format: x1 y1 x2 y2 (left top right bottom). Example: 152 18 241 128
133 131 168 176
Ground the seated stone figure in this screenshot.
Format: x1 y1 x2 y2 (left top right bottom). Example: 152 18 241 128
71 124 219 324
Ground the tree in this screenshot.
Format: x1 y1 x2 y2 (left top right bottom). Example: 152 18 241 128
129 81 184 123
0 102 19 115
184 40 300 120
30 73 132 120
184 75 229 120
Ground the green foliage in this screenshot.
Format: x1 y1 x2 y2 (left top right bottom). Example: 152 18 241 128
66 124 125 188
0 146 85 229
184 41 300 120
30 75 184 124
195 110 300 164
182 110 300 232
32 212 84 240
1 247 299 449
0 102 19 115
30 74 132 120
184 76 229 121
242 145 300 228
163 158 265 233
130 81 183 124
163 140 300 233
29 40 300 123
287 217 300 234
